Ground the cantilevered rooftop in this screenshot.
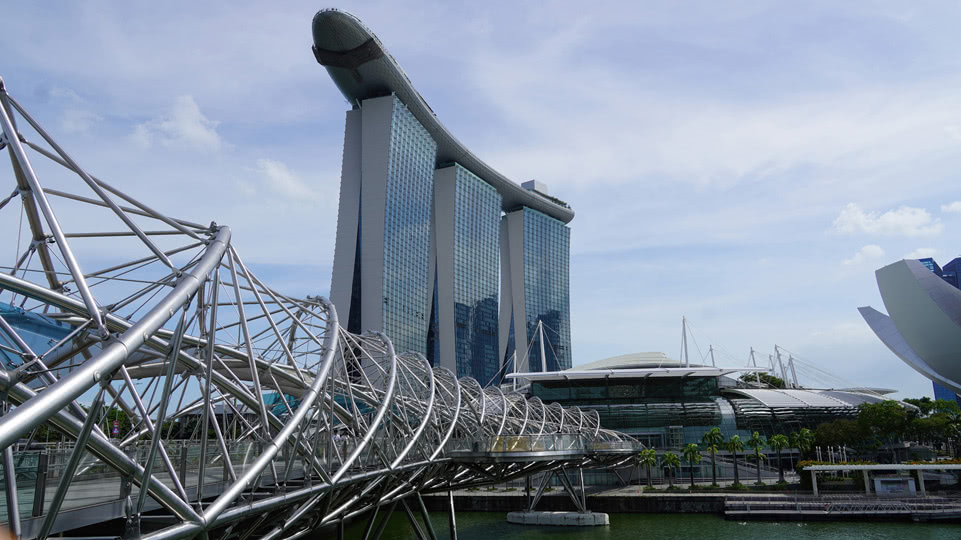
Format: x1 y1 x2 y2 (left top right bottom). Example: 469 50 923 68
311 8 574 223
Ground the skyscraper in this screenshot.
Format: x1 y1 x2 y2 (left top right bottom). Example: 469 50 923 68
329 95 437 354
315 9 573 382
499 207 573 373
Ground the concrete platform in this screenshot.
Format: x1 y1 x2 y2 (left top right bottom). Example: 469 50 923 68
506 511 609 526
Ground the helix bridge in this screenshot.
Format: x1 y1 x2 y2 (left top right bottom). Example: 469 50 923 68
0 78 640 539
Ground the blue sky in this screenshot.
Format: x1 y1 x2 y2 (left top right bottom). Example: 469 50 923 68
2 1 960 398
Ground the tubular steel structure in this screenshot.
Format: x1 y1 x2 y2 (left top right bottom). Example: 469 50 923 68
0 77 638 540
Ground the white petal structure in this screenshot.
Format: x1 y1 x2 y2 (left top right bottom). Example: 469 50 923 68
860 259 961 395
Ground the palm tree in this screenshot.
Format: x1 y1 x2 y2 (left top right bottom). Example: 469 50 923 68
661 452 681 489
727 435 745 486
769 434 789 483
795 428 815 459
702 427 724 487
746 431 767 485
638 448 658 488
682 443 702 489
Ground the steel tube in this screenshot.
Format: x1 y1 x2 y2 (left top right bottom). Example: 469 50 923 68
0 227 229 450
0 88 105 333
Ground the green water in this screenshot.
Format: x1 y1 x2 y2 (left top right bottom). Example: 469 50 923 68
338 512 961 540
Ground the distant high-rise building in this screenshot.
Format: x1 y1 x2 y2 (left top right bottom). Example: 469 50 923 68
918 257 943 276
933 382 961 408
315 10 573 382
942 258 961 289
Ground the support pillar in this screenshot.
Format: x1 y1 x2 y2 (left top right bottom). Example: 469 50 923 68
416 493 438 540
447 490 457 540
370 501 397 540
578 468 587 512
863 470 871 495
3 443 21 538
917 469 926 496
32 451 48 518
810 470 818 497
401 499 428 540
525 475 531 510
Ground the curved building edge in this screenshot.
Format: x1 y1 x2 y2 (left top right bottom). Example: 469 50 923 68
858 305 961 396
860 259 961 395
311 8 574 223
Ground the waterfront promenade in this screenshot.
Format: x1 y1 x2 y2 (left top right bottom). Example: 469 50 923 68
425 485 961 523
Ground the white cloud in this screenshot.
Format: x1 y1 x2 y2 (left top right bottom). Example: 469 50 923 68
904 248 936 260
132 95 222 150
61 109 102 133
833 203 942 237
942 201 961 213
842 244 885 266
255 158 318 201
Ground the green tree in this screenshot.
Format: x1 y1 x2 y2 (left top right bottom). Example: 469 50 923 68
727 435 744 486
638 448 658 488
702 427 724 487
739 372 785 389
790 428 815 462
858 401 909 462
769 434 789 483
746 431 766 485
933 399 961 418
682 443 702 489
903 397 934 416
661 452 681 489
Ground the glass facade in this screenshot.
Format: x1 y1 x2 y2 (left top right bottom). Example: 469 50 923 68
530 375 865 448
943 257 961 289
452 166 501 382
382 96 437 354
522 208 572 371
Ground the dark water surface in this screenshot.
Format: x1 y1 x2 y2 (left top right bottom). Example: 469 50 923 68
334 511 961 540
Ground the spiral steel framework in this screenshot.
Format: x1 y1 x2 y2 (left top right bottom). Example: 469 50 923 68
0 78 638 540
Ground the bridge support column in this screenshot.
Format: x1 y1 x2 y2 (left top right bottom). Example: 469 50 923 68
448 490 457 540
122 448 139 540
811 470 819 497
3 438 21 538
525 475 531 509
179 442 189 489
401 498 428 540
31 451 48 518
917 469 926 496
863 470 871 495
578 468 587 511
366 501 397 540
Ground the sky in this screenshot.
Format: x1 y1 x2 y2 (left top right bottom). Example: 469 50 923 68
2 1 960 398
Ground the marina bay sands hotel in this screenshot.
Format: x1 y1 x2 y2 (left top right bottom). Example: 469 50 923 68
314 10 572 383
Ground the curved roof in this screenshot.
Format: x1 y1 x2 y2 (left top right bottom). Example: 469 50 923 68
573 352 684 370
311 9 574 223
723 388 886 408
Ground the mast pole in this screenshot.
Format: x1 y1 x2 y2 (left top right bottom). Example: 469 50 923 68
538 320 547 373
775 345 788 388
750 347 761 386
709 345 716 367
788 355 799 389
681 316 689 368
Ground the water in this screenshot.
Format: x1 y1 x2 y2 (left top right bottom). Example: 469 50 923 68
338 511 961 540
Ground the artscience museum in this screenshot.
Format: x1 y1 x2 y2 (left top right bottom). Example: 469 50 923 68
860 258 961 396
